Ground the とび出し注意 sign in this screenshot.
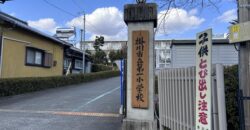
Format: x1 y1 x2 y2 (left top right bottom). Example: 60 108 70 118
132 30 149 109
195 29 212 130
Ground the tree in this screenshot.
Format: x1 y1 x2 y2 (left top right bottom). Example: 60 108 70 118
109 50 117 64
108 47 127 64
155 0 228 34
93 50 108 64
93 36 104 51
91 36 108 64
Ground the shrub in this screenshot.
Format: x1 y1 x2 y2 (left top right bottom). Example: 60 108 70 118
91 64 113 72
0 71 120 97
224 65 239 130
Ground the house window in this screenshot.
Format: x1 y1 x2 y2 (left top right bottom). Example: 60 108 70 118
159 49 171 64
156 48 171 69
74 59 83 69
26 47 53 68
26 48 43 66
44 53 53 67
64 58 71 68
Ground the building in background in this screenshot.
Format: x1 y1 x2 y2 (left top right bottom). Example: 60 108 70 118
55 27 76 44
64 46 91 74
85 41 127 62
155 40 171 68
85 41 127 53
169 39 238 68
0 11 70 78
85 39 238 69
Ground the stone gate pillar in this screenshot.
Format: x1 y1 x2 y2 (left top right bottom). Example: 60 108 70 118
123 1 157 130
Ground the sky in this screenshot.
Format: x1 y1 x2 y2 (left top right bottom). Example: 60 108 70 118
0 0 237 42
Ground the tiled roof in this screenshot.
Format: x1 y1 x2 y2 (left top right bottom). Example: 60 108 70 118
0 11 71 47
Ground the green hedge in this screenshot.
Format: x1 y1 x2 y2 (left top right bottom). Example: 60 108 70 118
224 65 239 130
0 71 120 97
91 64 113 72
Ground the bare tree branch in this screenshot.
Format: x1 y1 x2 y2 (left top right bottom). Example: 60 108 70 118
154 0 224 36
155 0 223 10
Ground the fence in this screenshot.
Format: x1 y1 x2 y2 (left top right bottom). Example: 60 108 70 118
158 64 227 130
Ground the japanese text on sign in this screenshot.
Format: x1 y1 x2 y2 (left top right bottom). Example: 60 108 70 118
132 31 149 109
195 29 212 130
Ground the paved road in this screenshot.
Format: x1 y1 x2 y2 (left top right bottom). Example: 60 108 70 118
0 77 122 130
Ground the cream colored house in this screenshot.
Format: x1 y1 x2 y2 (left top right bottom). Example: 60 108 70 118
0 11 70 78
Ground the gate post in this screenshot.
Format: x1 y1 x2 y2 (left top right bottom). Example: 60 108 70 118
216 64 227 130
122 1 158 130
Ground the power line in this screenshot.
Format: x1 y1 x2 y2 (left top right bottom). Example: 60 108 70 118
43 0 105 38
85 21 104 35
43 0 77 18
71 0 84 11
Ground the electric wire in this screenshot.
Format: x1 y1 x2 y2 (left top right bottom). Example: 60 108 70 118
43 0 77 18
43 0 103 36
71 0 84 11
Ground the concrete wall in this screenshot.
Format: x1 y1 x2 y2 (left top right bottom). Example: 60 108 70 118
127 22 155 121
0 28 64 78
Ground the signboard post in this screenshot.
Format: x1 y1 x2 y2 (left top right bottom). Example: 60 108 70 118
132 31 149 109
195 29 212 130
229 21 250 43
123 1 157 130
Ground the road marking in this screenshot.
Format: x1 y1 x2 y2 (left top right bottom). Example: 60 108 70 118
0 109 120 118
0 109 52 114
72 87 120 112
53 111 120 117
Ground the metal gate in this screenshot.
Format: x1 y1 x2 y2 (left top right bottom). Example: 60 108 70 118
158 64 227 130
119 59 127 118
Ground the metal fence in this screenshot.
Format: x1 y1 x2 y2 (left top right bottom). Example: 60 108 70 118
158 64 227 130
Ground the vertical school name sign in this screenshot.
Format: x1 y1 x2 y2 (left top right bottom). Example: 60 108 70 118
132 30 149 109
195 29 212 130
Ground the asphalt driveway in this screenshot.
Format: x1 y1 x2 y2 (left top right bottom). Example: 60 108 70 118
0 77 122 130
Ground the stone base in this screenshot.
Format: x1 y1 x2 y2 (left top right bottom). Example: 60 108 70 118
122 119 157 130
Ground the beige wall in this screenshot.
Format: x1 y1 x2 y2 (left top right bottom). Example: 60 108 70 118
0 28 64 78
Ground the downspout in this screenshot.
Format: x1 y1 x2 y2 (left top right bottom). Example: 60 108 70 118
0 31 3 78
170 39 173 68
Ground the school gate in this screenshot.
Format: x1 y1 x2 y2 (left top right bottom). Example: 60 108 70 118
157 64 227 130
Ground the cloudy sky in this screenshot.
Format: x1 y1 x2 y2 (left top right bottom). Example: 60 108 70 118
0 0 237 42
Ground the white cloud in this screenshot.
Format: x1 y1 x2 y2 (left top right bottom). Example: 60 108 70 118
28 18 58 34
157 8 205 35
89 28 127 41
67 7 127 40
188 8 198 16
10 12 16 16
217 9 237 23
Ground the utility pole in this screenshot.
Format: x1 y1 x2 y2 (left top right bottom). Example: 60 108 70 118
80 13 86 74
82 13 86 73
238 0 250 129
80 29 83 52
